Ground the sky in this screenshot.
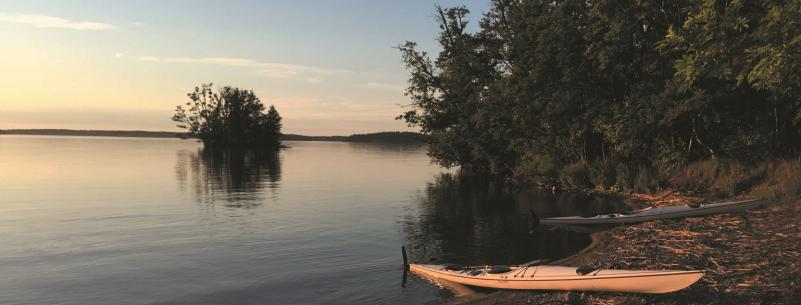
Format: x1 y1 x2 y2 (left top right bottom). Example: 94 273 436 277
0 0 490 135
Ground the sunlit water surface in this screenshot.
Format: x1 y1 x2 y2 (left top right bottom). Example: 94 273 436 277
0 136 623 304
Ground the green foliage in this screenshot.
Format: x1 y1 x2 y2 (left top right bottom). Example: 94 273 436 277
399 0 801 189
559 161 591 190
634 166 659 194
588 159 616 190
264 105 282 146
615 163 636 191
514 152 559 182
172 84 282 149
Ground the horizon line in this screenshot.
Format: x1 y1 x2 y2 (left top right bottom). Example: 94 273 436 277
0 128 422 138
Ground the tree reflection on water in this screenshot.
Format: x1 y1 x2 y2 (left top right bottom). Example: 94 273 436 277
400 173 624 266
175 148 281 208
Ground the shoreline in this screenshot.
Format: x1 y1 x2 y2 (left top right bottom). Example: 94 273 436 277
449 190 801 304
0 129 428 144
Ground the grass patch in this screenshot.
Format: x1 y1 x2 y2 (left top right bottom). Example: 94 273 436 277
518 156 801 204
665 158 800 207
753 159 801 208
668 160 757 197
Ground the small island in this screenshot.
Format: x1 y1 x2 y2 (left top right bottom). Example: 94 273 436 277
172 83 283 149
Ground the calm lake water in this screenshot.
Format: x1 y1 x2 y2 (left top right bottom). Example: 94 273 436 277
0 135 623 305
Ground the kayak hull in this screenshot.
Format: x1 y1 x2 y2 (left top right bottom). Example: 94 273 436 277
410 264 702 294
541 199 764 225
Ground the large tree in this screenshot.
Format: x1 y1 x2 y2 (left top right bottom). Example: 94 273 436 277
399 0 801 180
172 84 282 149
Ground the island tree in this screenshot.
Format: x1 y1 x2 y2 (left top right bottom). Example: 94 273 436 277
172 83 282 149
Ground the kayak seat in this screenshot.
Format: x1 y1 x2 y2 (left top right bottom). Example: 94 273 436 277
443 263 465 271
576 266 599 275
487 266 513 274
688 202 702 208
469 270 484 276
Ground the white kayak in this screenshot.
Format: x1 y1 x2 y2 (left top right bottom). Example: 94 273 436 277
540 199 764 225
410 263 702 293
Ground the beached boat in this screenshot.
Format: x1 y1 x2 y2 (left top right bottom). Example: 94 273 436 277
409 263 702 293
539 199 764 225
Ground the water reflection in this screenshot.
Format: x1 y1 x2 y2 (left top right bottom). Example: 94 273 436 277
400 174 624 266
346 142 427 154
175 148 281 208
516 190 626 218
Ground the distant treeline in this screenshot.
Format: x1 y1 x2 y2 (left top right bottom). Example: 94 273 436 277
282 132 427 143
1 129 427 144
0 129 187 138
399 1 801 189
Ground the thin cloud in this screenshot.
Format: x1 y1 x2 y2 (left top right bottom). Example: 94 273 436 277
136 56 349 81
0 13 117 30
360 82 405 91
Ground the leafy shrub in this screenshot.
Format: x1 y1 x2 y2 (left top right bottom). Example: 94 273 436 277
559 161 591 189
768 159 801 208
634 166 660 194
615 163 636 190
515 152 560 183
716 162 752 197
753 184 782 204
588 159 616 189
653 138 689 178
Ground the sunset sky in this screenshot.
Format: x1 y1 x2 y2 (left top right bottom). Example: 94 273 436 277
0 0 489 135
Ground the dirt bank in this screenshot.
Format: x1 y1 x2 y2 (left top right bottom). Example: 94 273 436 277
451 192 801 305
